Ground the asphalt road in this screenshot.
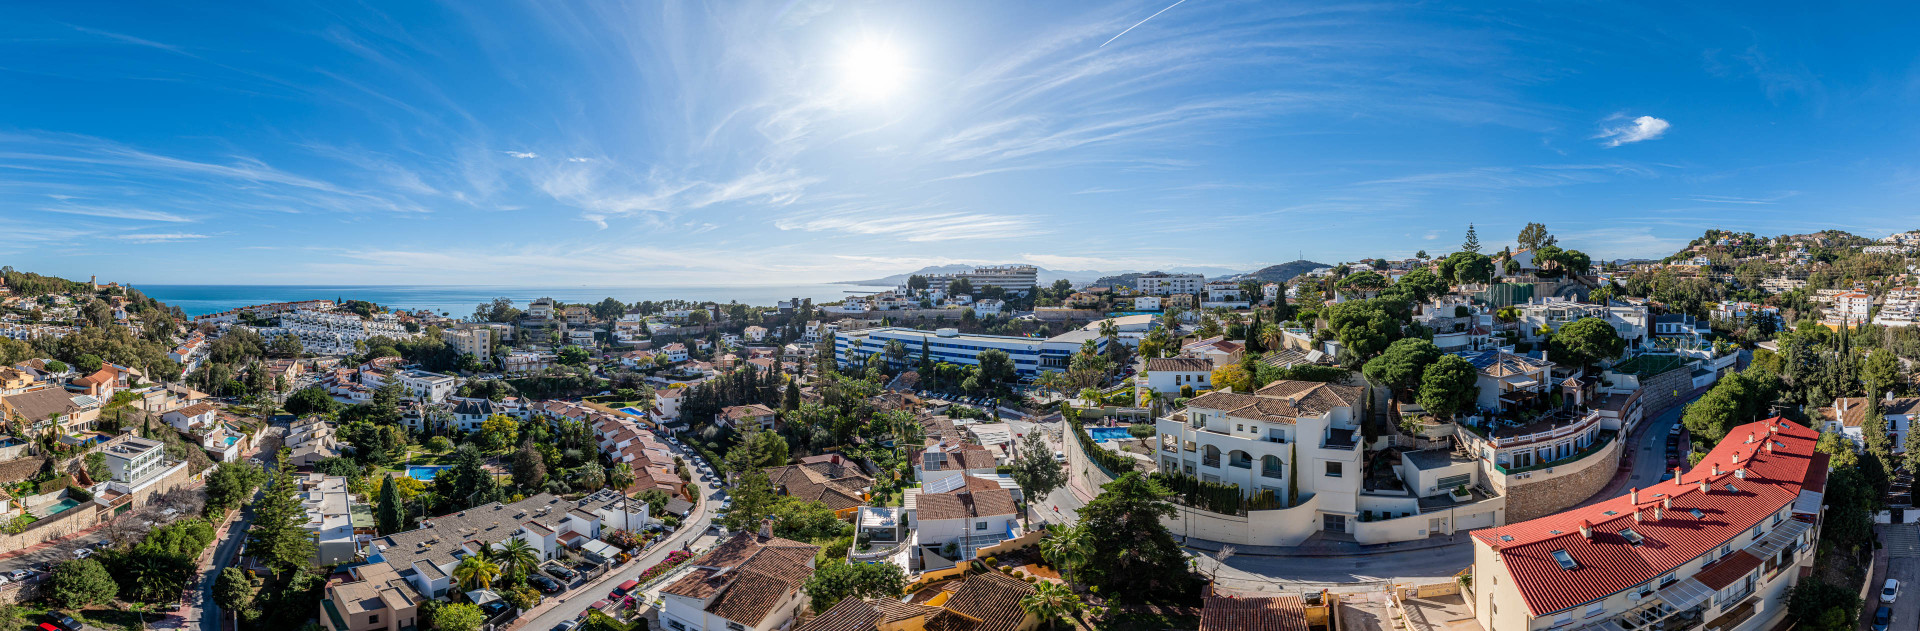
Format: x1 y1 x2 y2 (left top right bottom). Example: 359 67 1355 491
1199 543 1476 590
1867 524 1917 631
515 443 720 631
197 421 283 631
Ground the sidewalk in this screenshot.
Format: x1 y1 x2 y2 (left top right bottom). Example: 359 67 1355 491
1183 531 1472 558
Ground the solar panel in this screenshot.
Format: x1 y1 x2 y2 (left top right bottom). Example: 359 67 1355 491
923 474 966 495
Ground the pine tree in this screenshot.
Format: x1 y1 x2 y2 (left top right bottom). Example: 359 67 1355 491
1461 224 1482 253
248 449 317 570
377 475 404 534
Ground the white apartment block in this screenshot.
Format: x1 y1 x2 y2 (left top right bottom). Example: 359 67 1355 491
1826 291 1872 324
835 326 1104 377
957 265 1038 294
1515 297 1649 348
1136 273 1206 296
1154 381 1368 534
393 369 457 403
441 327 491 357
249 309 416 356
301 473 365 566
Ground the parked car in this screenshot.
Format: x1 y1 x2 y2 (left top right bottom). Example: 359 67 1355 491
544 564 577 581
530 575 562 594
1883 578 1901 603
6 570 31 581
478 600 510 618
552 622 579 631
72 548 92 559
1872 605 1891 631
39 624 61 631
51 614 83 631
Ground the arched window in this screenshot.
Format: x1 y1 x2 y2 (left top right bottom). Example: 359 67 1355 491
1261 455 1284 478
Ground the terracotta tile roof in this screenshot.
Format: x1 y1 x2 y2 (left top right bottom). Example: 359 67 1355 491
915 476 1017 521
913 444 996 471
1147 357 1215 373
766 464 870 512
172 402 217 417
1474 418 1824 617
1198 593 1309 631
925 572 1034 631
722 404 776 421
662 531 819 625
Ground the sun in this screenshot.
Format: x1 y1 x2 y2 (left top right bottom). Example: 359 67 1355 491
839 37 910 101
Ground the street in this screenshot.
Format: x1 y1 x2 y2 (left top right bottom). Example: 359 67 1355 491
190 418 284 631
512 441 720 631
1866 524 1917 631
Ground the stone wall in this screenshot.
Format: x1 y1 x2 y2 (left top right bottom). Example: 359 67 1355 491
1634 365 1694 428
0 502 103 552
0 576 45 605
1498 435 1622 523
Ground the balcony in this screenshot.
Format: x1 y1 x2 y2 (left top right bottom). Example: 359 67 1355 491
1229 457 1252 469
1261 468 1283 479
1321 428 1359 451
1202 456 1221 468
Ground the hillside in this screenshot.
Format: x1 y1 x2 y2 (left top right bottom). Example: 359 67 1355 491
839 265 1109 286
1221 260 1330 283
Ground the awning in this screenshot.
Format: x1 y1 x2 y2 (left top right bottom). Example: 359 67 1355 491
1791 490 1824 515
1748 518 1812 560
1657 577 1714 610
466 589 502 605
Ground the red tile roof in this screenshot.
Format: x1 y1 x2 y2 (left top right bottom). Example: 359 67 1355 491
1198 593 1309 631
1473 418 1824 617
1692 550 1763 591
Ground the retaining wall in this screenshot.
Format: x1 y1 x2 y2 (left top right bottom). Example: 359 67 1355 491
1493 436 1622 523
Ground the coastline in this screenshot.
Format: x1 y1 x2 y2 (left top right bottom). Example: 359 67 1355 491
136 284 890 317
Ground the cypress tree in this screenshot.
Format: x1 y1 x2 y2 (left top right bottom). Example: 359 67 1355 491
377 475 404 535
1462 224 1482 253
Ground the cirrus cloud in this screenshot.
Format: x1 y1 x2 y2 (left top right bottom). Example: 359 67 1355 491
1595 115 1671 147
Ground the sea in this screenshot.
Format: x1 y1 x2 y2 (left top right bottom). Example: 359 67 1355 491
136 284 892 317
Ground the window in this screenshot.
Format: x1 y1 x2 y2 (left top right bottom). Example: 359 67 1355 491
1551 549 1578 570
1618 528 1644 546
1237 424 1244 432
975 521 988 530
1659 573 1676 588
727 623 747 631
369 616 379 624
1325 462 1343 477
1585 602 1606 618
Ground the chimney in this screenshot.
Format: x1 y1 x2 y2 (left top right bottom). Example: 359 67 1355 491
1655 505 1664 520
1630 487 1639 505
1731 451 1741 465
1579 519 1594 539
1766 442 1774 454
1634 509 1643 524
1663 497 1673 510
1700 480 1711 493
1673 467 1684 484
1712 464 1721 476
758 518 773 539
1744 433 1754 444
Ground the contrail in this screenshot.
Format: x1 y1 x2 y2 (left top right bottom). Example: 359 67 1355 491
1100 0 1189 48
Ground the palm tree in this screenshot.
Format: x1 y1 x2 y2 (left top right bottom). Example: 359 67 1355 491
1039 524 1089 585
491 538 539 580
608 463 636 494
1020 581 1082 631
453 555 500 591
1259 324 1285 353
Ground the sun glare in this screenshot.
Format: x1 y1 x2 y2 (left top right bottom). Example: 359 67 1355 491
840 37 909 101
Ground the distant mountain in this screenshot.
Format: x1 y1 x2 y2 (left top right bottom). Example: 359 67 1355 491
839 265 1110 287
1219 260 1331 283
844 264 1252 288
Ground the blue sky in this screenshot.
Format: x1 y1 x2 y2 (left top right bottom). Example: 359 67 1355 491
5 1 1920 285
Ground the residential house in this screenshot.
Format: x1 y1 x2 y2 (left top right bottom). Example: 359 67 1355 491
162 402 218 432
365 491 646 600
659 527 820 631
1132 296 1161 311
905 475 1020 562
717 404 777 431
1818 395 1920 454
1826 291 1873 326
911 441 998 485
662 343 690 362
1198 593 1310 631
301 473 368 565
1139 357 1215 399
318 562 423 631
287 417 342 468
1 386 100 434
797 571 1036 631
1451 349 1554 412
764 455 873 518
971 299 1004 317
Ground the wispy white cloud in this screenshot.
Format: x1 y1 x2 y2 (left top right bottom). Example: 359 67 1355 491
115 233 208 243
775 206 1041 242
504 151 539 159
567 157 592 163
41 206 193 223
1595 115 1671 147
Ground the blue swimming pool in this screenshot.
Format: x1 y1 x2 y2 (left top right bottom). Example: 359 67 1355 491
34 497 83 518
1087 426 1134 442
406 465 451 481
621 406 649 417
224 436 239 446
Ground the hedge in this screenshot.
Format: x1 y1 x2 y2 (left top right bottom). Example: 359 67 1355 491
1149 470 1284 515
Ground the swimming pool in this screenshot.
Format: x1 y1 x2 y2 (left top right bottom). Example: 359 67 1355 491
224 436 240 446
406 465 451 481
34 497 83 518
621 406 649 417
1087 426 1134 442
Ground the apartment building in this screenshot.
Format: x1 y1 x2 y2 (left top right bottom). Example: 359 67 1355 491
957 265 1038 295
441 327 490 357
1826 291 1872 325
1136 273 1206 296
1471 418 1826 631
1154 380 1367 533
248 309 414 356
834 327 1104 377
1516 298 1650 349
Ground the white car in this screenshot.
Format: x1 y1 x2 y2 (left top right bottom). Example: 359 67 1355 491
73 548 93 559
1884 578 1901 604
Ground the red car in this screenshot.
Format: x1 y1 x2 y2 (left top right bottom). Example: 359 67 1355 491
40 624 63 631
